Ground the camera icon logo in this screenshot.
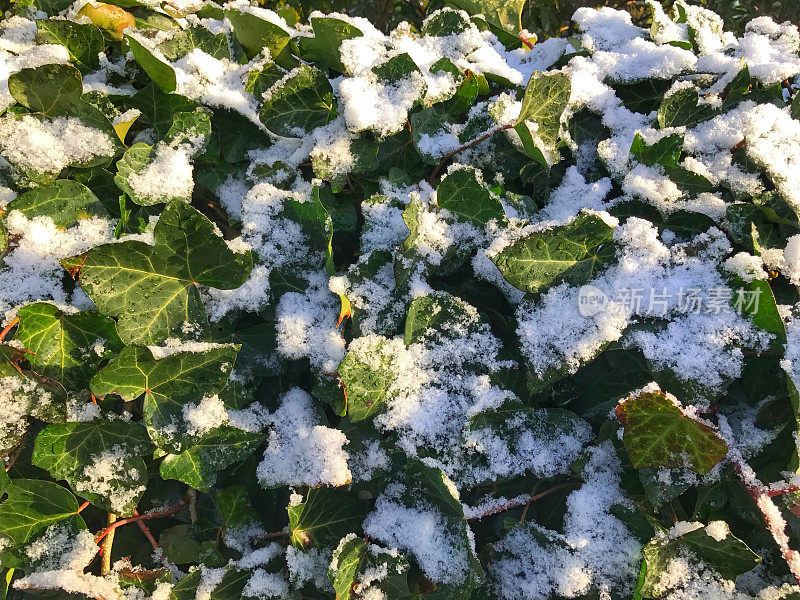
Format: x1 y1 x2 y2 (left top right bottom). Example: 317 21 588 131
577 285 608 317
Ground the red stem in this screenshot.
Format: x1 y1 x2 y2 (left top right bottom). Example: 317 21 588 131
0 317 18 342
133 510 160 550
77 500 91 513
94 494 191 544
427 124 513 186
468 482 574 521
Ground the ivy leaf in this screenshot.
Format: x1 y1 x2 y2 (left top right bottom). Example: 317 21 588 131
159 427 265 491
158 26 229 61
638 523 760 597
329 536 411 600
73 201 252 345
6 180 108 228
449 0 526 34
436 167 504 226
90 344 240 452
215 485 258 529
493 213 617 293
258 65 336 138
513 71 571 164
8 64 83 116
125 34 177 93
36 19 104 72
338 336 396 422
298 16 363 73
629 133 683 170
128 83 200 139
288 487 367 550
657 87 716 129
613 79 672 114
15 302 123 391
0 480 83 547
224 8 294 68
285 185 335 274
404 292 481 345
410 107 450 164
31 420 153 515
422 8 472 35
616 390 729 475
728 275 786 350
114 143 160 205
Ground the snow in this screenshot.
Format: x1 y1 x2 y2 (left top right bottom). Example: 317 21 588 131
363 483 470 585
0 114 115 180
256 388 351 488
127 142 195 204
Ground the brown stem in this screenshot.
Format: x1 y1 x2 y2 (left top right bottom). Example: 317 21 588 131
133 510 159 551
94 494 191 544
5 430 27 473
427 124 514 186
251 530 290 541
0 317 18 342
101 513 117 575
469 482 575 521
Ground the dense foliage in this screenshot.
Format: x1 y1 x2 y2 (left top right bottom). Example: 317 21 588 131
1 0 800 599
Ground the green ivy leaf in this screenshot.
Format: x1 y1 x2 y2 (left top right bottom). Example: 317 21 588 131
6 180 108 228
657 87 716 129
0 479 83 547
90 344 240 451
298 16 363 73
15 302 123 391
638 523 760 597
8 64 83 116
629 133 683 170
128 83 200 139
158 26 229 61
437 167 504 226
613 79 672 114
616 391 729 474
224 8 294 68
449 0 526 34
258 65 336 138
513 71 571 164
73 201 252 344
31 420 153 515
329 536 411 600
338 336 396 422
159 427 265 491
36 19 104 72
125 34 177 93
288 487 367 550
493 213 617 293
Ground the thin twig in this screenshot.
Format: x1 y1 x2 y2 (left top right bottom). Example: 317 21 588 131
427 124 513 185
716 416 800 585
133 510 159 551
5 430 27 473
251 530 290 541
469 482 575 521
94 494 191 544
101 513 117 575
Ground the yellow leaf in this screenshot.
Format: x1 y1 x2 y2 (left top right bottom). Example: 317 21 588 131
337 294 351 328
113 115 138 144
77 3 135 41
